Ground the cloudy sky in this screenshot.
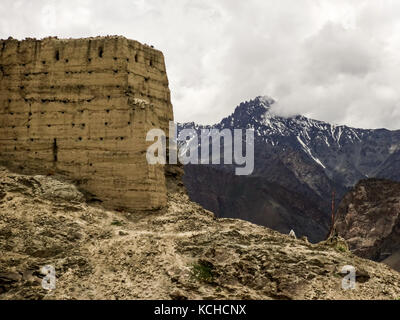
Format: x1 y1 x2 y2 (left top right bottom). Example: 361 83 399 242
1 0 400 129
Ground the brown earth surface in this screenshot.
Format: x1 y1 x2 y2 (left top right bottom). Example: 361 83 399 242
1 166 400 300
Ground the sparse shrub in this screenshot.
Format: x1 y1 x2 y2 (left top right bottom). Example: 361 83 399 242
336 244 348 252
191 260 215 283
110 219 123 226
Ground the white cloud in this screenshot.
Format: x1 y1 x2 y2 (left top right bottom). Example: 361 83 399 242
1 0 400 129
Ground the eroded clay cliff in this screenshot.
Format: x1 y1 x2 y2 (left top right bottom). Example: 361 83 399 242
0 36 173 210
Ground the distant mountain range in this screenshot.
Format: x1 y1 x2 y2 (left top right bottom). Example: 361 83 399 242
178 96 400 242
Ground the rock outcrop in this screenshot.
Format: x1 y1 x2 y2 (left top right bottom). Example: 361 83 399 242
1 166 400 300
0 36 173 211
334 178 400 271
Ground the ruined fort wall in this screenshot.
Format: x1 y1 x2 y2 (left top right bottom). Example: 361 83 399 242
0 36 173 210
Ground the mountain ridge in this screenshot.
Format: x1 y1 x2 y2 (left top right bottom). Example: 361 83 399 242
178 96 400 242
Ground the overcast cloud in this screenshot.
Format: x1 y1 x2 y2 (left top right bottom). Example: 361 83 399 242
1 0 400 129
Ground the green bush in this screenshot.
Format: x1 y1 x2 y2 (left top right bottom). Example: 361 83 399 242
191 260 215 283
110 219 124 226
336 244 348 252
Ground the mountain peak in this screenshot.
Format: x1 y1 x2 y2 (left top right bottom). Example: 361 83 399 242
178 95 400 246
256 95 275 106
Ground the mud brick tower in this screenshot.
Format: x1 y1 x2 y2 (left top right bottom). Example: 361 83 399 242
0 36 173 210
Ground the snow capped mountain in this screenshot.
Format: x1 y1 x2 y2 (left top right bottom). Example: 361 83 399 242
177 96 400 242
220 96 370 151
180 96 400 186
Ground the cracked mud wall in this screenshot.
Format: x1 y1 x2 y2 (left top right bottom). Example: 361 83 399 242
0 36 173 210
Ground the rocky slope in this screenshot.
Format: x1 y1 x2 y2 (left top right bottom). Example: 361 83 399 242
179 96 400 242
183 165 328 242
334 178 400 272
1 165 400 300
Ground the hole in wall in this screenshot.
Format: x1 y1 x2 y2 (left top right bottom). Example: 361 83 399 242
55 50 60 61
134 54 138 62
98 47 103 58
65 59 69 63
53 138 58 162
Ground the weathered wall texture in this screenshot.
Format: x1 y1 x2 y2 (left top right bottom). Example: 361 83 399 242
0 36 173 210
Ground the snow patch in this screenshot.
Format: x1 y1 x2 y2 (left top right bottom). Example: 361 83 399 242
296 136 326 169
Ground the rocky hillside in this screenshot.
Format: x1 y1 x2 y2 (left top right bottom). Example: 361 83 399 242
1 165 400 300
179 96 400 242
183 165 328 243
334 178 400 272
